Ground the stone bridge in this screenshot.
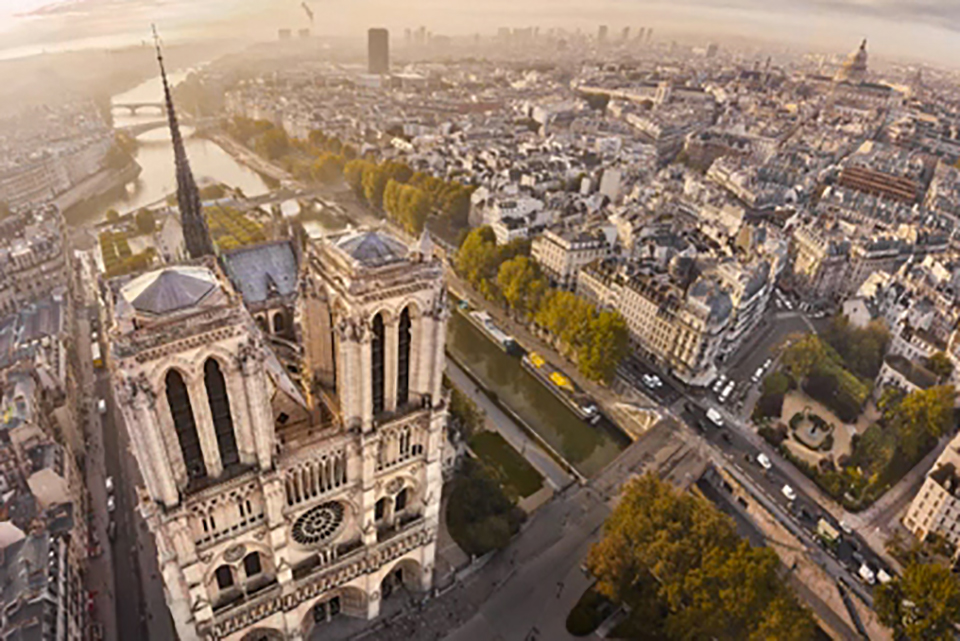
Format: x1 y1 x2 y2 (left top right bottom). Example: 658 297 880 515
118 116 220 138
112 102 166 115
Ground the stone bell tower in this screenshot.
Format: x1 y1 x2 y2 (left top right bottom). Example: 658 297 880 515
108 227 450 640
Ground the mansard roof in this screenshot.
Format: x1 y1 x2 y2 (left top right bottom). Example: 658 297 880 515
121 266 219 316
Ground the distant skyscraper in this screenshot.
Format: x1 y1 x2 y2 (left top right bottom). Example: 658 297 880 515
278 28 291 40
368 28 390 74
404 28 412 44
298 28 310 39
637 27 646 41
706 43 719 58
153 27 212 260
598 25 608 42
621 27 630 41
647 28 654 41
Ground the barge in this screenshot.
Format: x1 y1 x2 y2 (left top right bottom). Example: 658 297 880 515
522 352 601 424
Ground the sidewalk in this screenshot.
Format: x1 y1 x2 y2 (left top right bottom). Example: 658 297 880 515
446 356 574 490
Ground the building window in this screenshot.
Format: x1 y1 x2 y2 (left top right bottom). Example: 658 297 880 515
397 308 411 407
243 552 262 578
395 488 408 512
166 370 207 480
204 359 240 469
375 497 386 521
273 312 285 334
371 314 385 415
215 565 234 590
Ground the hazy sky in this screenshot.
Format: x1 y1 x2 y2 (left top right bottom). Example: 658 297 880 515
0 0 957 66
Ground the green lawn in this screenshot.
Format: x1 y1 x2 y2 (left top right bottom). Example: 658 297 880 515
470 431 544 499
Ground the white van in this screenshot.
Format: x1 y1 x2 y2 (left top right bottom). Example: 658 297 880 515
859 564 876 585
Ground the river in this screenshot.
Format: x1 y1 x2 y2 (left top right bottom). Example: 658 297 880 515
66 70 273 227
446 309 627 478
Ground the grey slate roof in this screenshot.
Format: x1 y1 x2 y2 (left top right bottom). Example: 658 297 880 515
222 241 299 304
335 231 408 268
121 266 218 315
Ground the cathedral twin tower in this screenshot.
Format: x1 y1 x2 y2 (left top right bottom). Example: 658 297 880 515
105 33 449 641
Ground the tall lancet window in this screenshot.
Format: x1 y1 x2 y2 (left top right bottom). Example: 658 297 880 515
204 359 240 468
372 314 385 415
166 370 206 479
397 308 411 407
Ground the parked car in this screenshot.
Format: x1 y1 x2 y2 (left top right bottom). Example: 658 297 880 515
756 453 773 471
706 408 724 428
839 520 854 535
877 568 893 584
712 375 727 395
97 399 107 415
107 520 117 542
782 485 797 502
105 476 114 494
859 563 876 585
106 496 116 513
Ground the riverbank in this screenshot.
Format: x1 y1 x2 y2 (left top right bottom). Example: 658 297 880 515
202 131 292 186
58 161 141 221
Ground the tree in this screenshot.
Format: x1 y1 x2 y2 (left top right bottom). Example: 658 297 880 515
456 226 500 288
445 459 524 556
578 311 629 384
343 159 371 196
890 385 956 459
927 352 954 381
362 165 388 209
254 127 290 160
585 473 814 640
311 153 344 184
135 208 156 234
496 256 543 317
780 334 826 381
105 209 120 223
876 561 960 640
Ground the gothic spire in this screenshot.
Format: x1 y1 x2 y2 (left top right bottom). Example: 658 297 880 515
153 25 214 260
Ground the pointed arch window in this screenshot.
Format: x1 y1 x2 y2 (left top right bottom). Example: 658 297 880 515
166 370 206 480
273 312 285 334
371 314 385 415
204 359 240 469
397 307 411 407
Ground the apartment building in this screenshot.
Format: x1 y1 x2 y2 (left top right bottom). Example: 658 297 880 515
905 435 960 547
531 228 612 290
578 260 731 384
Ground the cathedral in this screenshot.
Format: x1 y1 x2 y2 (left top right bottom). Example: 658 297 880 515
104 35 450 641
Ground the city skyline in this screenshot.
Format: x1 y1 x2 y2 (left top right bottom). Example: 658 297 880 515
0 0 959 67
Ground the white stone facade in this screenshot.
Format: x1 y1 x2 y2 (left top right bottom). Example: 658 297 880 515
107 229 448 641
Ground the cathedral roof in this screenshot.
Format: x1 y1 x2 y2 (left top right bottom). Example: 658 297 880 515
334 230 408 268
222 241 299 304
121 266 219 316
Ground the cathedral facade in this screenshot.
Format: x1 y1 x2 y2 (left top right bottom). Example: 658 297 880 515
106 229 449 640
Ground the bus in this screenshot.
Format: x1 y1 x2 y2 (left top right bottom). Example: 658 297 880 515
92 342 103 369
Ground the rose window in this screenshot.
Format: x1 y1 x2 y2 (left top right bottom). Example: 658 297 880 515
291 502 345 546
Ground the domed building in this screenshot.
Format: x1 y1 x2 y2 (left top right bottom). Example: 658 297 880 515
835 39 868 83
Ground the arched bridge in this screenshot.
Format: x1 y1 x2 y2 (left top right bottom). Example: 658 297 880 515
117 116 220 138
111 102 166 115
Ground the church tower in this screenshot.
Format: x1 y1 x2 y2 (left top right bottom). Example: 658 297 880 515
154 27 214 259
107 226 448 640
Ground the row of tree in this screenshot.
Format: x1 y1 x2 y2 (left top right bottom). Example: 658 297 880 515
457 226 628 383
586 473 816 640
343 157 472 235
